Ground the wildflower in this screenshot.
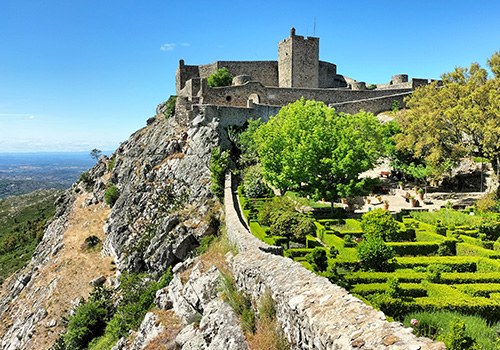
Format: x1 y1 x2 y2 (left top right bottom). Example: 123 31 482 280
411 319 418 326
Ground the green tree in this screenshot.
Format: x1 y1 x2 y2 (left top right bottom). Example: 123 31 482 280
242 164 270 198
90 148 102 160
254 98 384 203
236 118 263 168
396 50 500 185
209 147 230 200
360 208 399 241
207 67 234 88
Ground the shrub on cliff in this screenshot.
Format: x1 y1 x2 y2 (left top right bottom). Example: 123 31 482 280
210 147 229 200
104 186 119 207
207 67 233 88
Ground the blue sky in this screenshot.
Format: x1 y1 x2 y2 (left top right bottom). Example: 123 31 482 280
1 0 499 153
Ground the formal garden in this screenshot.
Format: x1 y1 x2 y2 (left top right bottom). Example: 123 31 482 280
237 185 500 349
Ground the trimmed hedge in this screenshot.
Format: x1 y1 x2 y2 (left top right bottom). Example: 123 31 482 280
395 256 478 273
415 229 444 242
306 235 323 248
350 283 427 298
346 271 500 285
316 223 345 249
249 221 287 246
370 294 500 323
440 272 500 284
457 243 500 259
477 258 500 272
284 248 313 259
453 283 500 297
346 271 425 284
387 242 439 257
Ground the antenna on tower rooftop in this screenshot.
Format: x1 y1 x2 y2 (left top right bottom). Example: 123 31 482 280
314 17 316 36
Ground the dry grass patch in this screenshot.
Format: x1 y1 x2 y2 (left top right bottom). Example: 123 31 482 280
248 318 289 350
166 152 185 160
141 309 184 350
198 229 235 275
19 193 115 349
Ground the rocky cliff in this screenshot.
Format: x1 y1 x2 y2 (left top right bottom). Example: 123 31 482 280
0 101 232 350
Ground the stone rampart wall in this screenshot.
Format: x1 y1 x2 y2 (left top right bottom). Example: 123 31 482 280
331 92 410 115
192 103 280 129
224 173 445 350
201 81 414 111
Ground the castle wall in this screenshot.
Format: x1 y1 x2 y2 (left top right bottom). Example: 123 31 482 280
217 61 278 87
176 61 200 95
318 61 338 88
224 174 445 350
177 60 279 94
331 92 410 115
191 103 280 129
200 81 413 112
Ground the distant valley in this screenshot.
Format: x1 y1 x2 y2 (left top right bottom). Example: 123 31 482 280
0 152 106 198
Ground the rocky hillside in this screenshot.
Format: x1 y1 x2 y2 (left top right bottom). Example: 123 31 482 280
0 101 232 350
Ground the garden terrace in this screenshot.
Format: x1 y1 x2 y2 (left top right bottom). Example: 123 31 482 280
237 187 500 332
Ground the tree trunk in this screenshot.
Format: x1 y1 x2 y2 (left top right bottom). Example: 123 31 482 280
491 157 500 198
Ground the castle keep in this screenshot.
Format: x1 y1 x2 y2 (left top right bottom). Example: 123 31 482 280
175 28 432 116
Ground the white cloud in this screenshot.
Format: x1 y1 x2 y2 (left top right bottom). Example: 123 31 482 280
29 115 35 119
160 43 176 51
0 113 33 118
160 42 191 52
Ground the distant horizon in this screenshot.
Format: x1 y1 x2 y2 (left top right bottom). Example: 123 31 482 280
0 150 115 155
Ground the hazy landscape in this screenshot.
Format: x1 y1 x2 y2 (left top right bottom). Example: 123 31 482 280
0 152 103 198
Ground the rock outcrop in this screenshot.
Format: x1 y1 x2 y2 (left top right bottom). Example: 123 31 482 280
0 103 228 349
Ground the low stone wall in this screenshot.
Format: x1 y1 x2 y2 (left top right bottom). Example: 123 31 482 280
331 92 410 115
224 174 445 350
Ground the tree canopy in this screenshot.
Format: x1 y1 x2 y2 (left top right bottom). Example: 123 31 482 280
207 67 233 88
253 98 384 202
396 50 500 180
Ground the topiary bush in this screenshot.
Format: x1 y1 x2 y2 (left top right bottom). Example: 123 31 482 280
207 67 233 88
306 247 328 272
361 208 399 241
356 235 395 271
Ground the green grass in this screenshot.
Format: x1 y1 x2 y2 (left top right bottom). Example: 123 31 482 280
285 191 331 208
403 311 500 350
0 189 61 284
410 208 484 227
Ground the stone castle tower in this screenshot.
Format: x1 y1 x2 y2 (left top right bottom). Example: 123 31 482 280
278 27 319 88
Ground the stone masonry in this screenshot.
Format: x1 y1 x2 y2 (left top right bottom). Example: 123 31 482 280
175 28 435 116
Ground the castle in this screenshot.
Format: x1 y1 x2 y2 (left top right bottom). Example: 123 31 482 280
175 28 433 116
